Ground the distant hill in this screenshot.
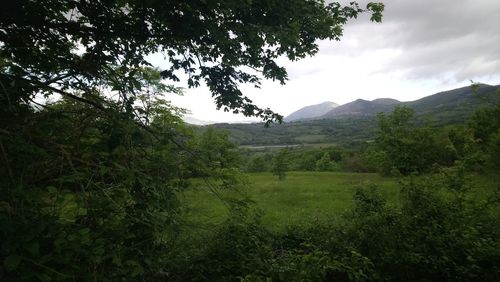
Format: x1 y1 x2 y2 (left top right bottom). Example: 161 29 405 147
183 115 215 125
288 84 499 122
320 98 401 118
214 117 378 147
406 84 499 123
214 84 500 146
284 101 338 122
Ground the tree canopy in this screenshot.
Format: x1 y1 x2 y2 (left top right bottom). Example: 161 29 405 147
1 0 383 123
0 1 385 279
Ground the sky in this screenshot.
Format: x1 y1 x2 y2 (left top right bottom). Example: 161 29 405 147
148 0 500 123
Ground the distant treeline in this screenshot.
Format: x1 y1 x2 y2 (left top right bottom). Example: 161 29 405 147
239 103 500 176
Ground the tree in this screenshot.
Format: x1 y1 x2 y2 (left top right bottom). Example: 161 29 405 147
0 96 193 280
316 152 337 171
375 106 449 175
1 0 383 124
488 129 500 168
469 105 500 146
247 154 271 172
190 126 241 176
297 151 318 171
0 1 384 279
468 103 500 169
272 149 289 180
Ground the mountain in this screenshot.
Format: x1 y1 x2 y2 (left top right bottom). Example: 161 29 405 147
372 98 402 105
183 115 260 125
402 83 500 124
291 84 499 121
408 84 497 112
320 98 401 118
214 84 500 146
284 101 338 122
183 115 215 125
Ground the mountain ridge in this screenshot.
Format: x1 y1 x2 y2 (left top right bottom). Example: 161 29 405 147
212 84 500 146
284 101 339 122
285 84 498 122
320 98 401 119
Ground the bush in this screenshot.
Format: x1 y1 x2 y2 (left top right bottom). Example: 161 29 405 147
272 149 289 180
316 152 338 171
331 167 500 281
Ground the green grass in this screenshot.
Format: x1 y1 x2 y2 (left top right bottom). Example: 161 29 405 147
294 134 328 143
180 171 399 232
179 171 499 236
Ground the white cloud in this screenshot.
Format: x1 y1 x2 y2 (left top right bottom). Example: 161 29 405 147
148 0 500 122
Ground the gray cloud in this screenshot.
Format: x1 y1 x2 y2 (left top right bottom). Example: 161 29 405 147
320 0 500 81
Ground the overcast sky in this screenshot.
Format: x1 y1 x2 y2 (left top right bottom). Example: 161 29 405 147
148 0 500 123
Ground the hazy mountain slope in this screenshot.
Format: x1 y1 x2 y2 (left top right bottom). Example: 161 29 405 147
214 84 500 146
320 98 401 118
373 98 402 105
310 84 498 121
284 101 338 122
407 84 499 124
183 115 215 125
408 84 497 112
215 117 378 146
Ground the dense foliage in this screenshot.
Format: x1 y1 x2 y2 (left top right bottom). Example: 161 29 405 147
0 0 383 123
166 167 500 281
271 149 289 180
0 0 386 279
373 106 454 175
2 0 499 281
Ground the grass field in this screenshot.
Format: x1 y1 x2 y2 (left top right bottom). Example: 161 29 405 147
180 172 400 232
180 171 500 233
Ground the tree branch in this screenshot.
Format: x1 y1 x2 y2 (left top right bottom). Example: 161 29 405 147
0 73 106 110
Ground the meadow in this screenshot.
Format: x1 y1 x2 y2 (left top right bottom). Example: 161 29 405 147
180 171 499 233
181 172 392 232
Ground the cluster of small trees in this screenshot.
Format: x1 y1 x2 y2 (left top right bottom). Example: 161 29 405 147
245 146 345 174
244 99 500 181
368 102 500 175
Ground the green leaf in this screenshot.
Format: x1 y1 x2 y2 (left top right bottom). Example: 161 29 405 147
46 186 57 194
4 254 22 272
25 241 40 256
35 273 52 282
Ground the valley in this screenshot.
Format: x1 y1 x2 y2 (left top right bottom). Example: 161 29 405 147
211 84 500 146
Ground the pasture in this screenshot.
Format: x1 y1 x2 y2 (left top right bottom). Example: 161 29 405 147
180 171 499 232
181 172 399 232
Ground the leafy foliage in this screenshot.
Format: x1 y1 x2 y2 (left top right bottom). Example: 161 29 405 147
0 0 383 124
335 167 500 281
169 167 500 281
0 97 190 280
0 0 385 279
375 106 455 175
4 1 499 281
188 126 241 177
246 154 273 173
272 149 290 180
316 152 339 171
